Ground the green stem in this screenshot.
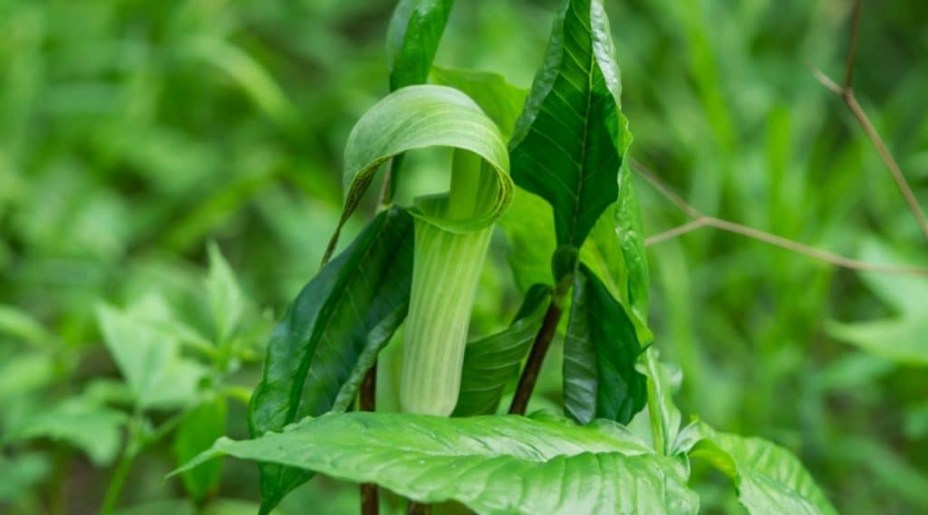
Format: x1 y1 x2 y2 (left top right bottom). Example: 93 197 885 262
101 414 142 515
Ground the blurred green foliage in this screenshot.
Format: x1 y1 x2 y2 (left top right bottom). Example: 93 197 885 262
0 0 925 513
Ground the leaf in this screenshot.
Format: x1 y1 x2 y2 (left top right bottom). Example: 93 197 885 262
564 265 647 425
636 347 682 457
248 207 414 513
324 85 512 262
615 163 650 327
684 422 837 515
453 285 550 416
825 239 928 365
429 66 528 139
509 0 630 248
387 0 455 91
206 242 245 345
498 188 557 292
0 453 50 501
174 397 226 502
4 396 127 466
176 412 699 515
97 303 207 411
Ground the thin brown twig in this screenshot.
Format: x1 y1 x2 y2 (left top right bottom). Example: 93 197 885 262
508 301 564 415
809 0 928 242
632 160 928 277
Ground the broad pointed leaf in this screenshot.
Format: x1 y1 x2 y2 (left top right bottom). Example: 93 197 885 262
387 0 454 91
510 0 630 248
564 265 646 425
248 208 414 514
97 303 207 411
176 412 699 515
453 285 550 416
682 422 837 515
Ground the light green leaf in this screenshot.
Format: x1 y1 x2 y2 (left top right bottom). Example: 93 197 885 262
454 284 550 416
636 347 682 457
97 304 207 411
4 396 127 466
0 453 50 501
498 187 557 292
323 85 512 263
206 242 245 345
429 66 528 139
685 422 837 515
176 412 698 515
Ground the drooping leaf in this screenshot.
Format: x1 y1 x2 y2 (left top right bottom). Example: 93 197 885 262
635 347 683 457
248 207 414 513
682 422 837 515
564 265 647 425
323 85 512 262
429 66 528 138
174 397 226 502
509 0 630 249
454 284 550 416
97 303 207 411
175 412 699 515
4 396 127 466
387 0 454 91
826 239 928 365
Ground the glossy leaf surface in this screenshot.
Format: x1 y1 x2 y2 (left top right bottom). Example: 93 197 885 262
248 208 414 513
685 423 838 515
510 0 630 248
176 412 699 515
387 0 454 91
563 265 646 424
453 285 550 416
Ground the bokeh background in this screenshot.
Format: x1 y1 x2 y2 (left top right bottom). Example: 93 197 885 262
1 0 926 513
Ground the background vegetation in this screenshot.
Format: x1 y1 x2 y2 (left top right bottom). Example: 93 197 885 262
1 0 925 513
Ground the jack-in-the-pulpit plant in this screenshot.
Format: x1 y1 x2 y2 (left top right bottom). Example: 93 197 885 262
174 1 839 514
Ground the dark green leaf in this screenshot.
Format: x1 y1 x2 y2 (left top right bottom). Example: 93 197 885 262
453 285 550 416
387 0 454 91
564 265 646 425
174 397 226 502
683 422 837 515
615 164 650 327
175 412 699 515
248 207 415 514
510 0 630 249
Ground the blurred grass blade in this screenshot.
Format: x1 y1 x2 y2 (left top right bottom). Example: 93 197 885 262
324 85 511 262
453 284 550 416
564 265 646 425
684 422 838 515
387 0 454 91
248 208 415 513
174 412 698 514
509 0 631 249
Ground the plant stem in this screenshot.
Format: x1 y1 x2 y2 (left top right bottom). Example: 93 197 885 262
359 364 379 515
508 300 564 415
100 451 135 515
